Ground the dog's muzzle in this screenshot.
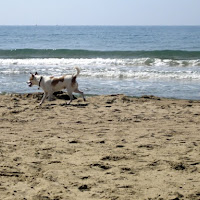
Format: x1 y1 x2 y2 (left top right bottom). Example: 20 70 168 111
27 81 32 87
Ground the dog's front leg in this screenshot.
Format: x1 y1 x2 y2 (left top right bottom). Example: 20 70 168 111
47 92 55 101
39 92 48 105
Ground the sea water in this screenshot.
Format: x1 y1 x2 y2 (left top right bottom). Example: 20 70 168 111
0 26 200 99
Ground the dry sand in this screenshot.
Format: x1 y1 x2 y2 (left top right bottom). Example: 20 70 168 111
0 93 200 200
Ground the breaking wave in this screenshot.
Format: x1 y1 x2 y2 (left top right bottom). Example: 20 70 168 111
0 49 200 81
0 49 200 60
0 58 200 67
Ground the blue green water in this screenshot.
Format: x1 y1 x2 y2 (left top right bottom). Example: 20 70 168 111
0 26 200 99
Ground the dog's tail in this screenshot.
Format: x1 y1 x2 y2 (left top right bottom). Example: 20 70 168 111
73 67 80 78
72 67 80 85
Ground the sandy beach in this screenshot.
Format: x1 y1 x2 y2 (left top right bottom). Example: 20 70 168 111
0 93 200 200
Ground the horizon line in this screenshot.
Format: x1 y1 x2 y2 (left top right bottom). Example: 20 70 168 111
0 24 200 27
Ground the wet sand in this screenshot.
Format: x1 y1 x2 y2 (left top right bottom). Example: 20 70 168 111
0 93 200 200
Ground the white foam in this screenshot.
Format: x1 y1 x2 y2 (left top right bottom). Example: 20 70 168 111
0 58 200 67
1 58 200 80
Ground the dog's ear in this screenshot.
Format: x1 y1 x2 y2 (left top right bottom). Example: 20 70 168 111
35 72 38 75
30 73 34 78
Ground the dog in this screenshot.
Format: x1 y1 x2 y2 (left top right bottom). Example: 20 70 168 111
27 67 85 105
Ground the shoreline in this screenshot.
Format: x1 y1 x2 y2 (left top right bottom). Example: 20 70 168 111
1 91 200 102
0 93 200 199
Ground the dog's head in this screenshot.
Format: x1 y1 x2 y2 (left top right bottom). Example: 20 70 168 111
27 72 38 87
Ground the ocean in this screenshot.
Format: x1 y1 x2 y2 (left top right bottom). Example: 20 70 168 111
0 26 200 99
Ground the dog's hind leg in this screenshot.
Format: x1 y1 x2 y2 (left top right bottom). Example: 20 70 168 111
74 88 86 101
67 90 74 105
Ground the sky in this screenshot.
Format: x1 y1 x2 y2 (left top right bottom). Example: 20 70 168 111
0 0 200 26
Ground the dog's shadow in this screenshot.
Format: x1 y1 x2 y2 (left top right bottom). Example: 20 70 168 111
60 103 89 107
54 92 88 107
54 91 76 100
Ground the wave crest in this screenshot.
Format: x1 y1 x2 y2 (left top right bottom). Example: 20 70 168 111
0 58 200 67
0 49 200 59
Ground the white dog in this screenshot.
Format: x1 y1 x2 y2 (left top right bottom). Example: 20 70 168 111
27 67 85 105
